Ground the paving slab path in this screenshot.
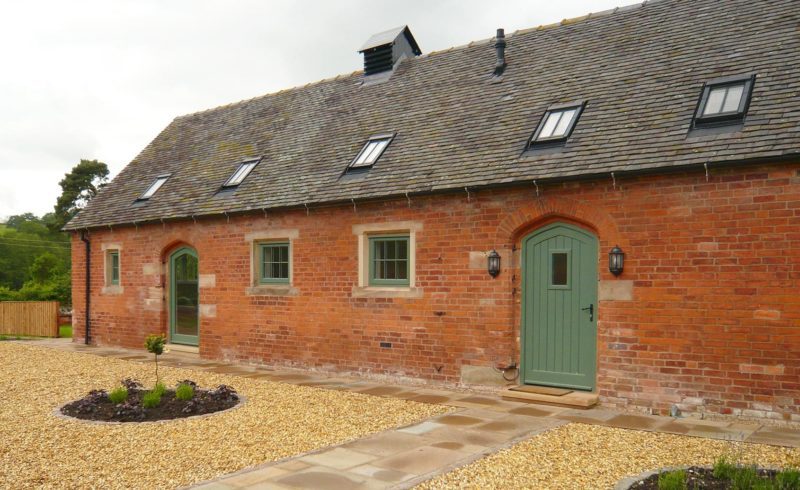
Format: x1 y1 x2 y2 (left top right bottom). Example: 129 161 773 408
29 339 800 489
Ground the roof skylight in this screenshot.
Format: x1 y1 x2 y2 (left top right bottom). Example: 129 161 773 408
139 175 170 200
694 74 754 126
349 135 393 169
223 158 260 187
530 102 585 146
703 84 744 116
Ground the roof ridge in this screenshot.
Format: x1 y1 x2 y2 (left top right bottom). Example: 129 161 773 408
174 69 364 119
175 0 663 120
510 0 662 37
424 0 659 56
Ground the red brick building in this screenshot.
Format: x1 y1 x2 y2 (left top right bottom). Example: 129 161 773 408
67 0 800 419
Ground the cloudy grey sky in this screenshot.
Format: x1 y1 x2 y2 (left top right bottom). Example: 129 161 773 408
0 0 638 220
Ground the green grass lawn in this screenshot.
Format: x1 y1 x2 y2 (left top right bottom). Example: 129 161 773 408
59 325 72 338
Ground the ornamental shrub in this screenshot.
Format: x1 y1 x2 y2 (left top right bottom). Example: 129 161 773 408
144 334 167 385
108 387 128 404
730 466 759 490
713 457 736 481
657 470 686 490
152 382 166 397
776 468 800 489
142 390 162 409
175 383 194 401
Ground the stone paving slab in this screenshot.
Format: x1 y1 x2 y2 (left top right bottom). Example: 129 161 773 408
300 448 379 470
343 431 433 457
349 464 415 483
26 339 800 488
370 444 473 475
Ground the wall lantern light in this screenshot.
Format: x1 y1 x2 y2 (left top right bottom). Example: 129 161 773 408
487 249 501 277
608 245 624 276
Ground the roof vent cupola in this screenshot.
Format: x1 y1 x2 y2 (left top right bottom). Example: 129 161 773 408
359 26 421 77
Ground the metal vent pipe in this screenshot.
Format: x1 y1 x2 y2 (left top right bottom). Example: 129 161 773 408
494 28 507 76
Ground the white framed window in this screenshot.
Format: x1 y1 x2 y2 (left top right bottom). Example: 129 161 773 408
139 175 170 200
223 158 261 187
348 134 394 170
694 74 755 127
529 102 585 146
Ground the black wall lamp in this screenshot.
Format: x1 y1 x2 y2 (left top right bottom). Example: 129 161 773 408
487 249 501 277
609 245 624 276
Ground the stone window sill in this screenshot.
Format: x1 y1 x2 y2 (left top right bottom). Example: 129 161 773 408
166 343 199 354
351 286 423 299
101 285 124 295
245 285 299 297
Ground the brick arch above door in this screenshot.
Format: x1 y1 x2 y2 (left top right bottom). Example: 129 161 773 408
495 197 625 256
160 239 199 263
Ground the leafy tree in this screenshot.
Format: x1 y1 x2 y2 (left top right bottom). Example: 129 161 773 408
0 214 71 304
50 272 72 306
145 334 167 385
0 158 105 305
52 159 109 231
41 213 61 232
0 287 17 301
28 253 64 283
6 214 51 237
5 213 39 230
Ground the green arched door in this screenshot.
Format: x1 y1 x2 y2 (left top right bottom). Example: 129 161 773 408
169 247 199 346
521 223 598 391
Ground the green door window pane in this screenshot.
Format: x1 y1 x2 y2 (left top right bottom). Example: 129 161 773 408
551 252 568 286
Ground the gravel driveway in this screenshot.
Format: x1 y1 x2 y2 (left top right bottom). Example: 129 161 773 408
418 423 800 489
0 343 447 489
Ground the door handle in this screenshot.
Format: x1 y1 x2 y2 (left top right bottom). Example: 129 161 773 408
581 303 594 321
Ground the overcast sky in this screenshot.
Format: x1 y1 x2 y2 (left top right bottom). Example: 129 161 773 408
0 0 639 221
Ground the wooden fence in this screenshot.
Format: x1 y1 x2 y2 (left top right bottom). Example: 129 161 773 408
0 301 59 337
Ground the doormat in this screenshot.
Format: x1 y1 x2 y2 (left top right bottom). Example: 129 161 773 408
510 385 573 396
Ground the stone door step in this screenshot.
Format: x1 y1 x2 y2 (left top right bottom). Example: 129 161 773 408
500 386 598 409
509 385 573 396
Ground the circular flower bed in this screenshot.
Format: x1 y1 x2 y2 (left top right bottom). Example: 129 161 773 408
60 378 240 422
626 464 799 489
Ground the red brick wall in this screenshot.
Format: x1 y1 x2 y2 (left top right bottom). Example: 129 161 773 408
71 161 800 419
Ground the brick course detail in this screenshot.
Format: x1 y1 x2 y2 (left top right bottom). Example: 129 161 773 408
71 162 800 419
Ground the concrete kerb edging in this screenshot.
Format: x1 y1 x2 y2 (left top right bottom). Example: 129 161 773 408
614 467 681 490
52 393 247 425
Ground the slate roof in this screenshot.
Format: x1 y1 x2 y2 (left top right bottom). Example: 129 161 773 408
65 0 800 230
